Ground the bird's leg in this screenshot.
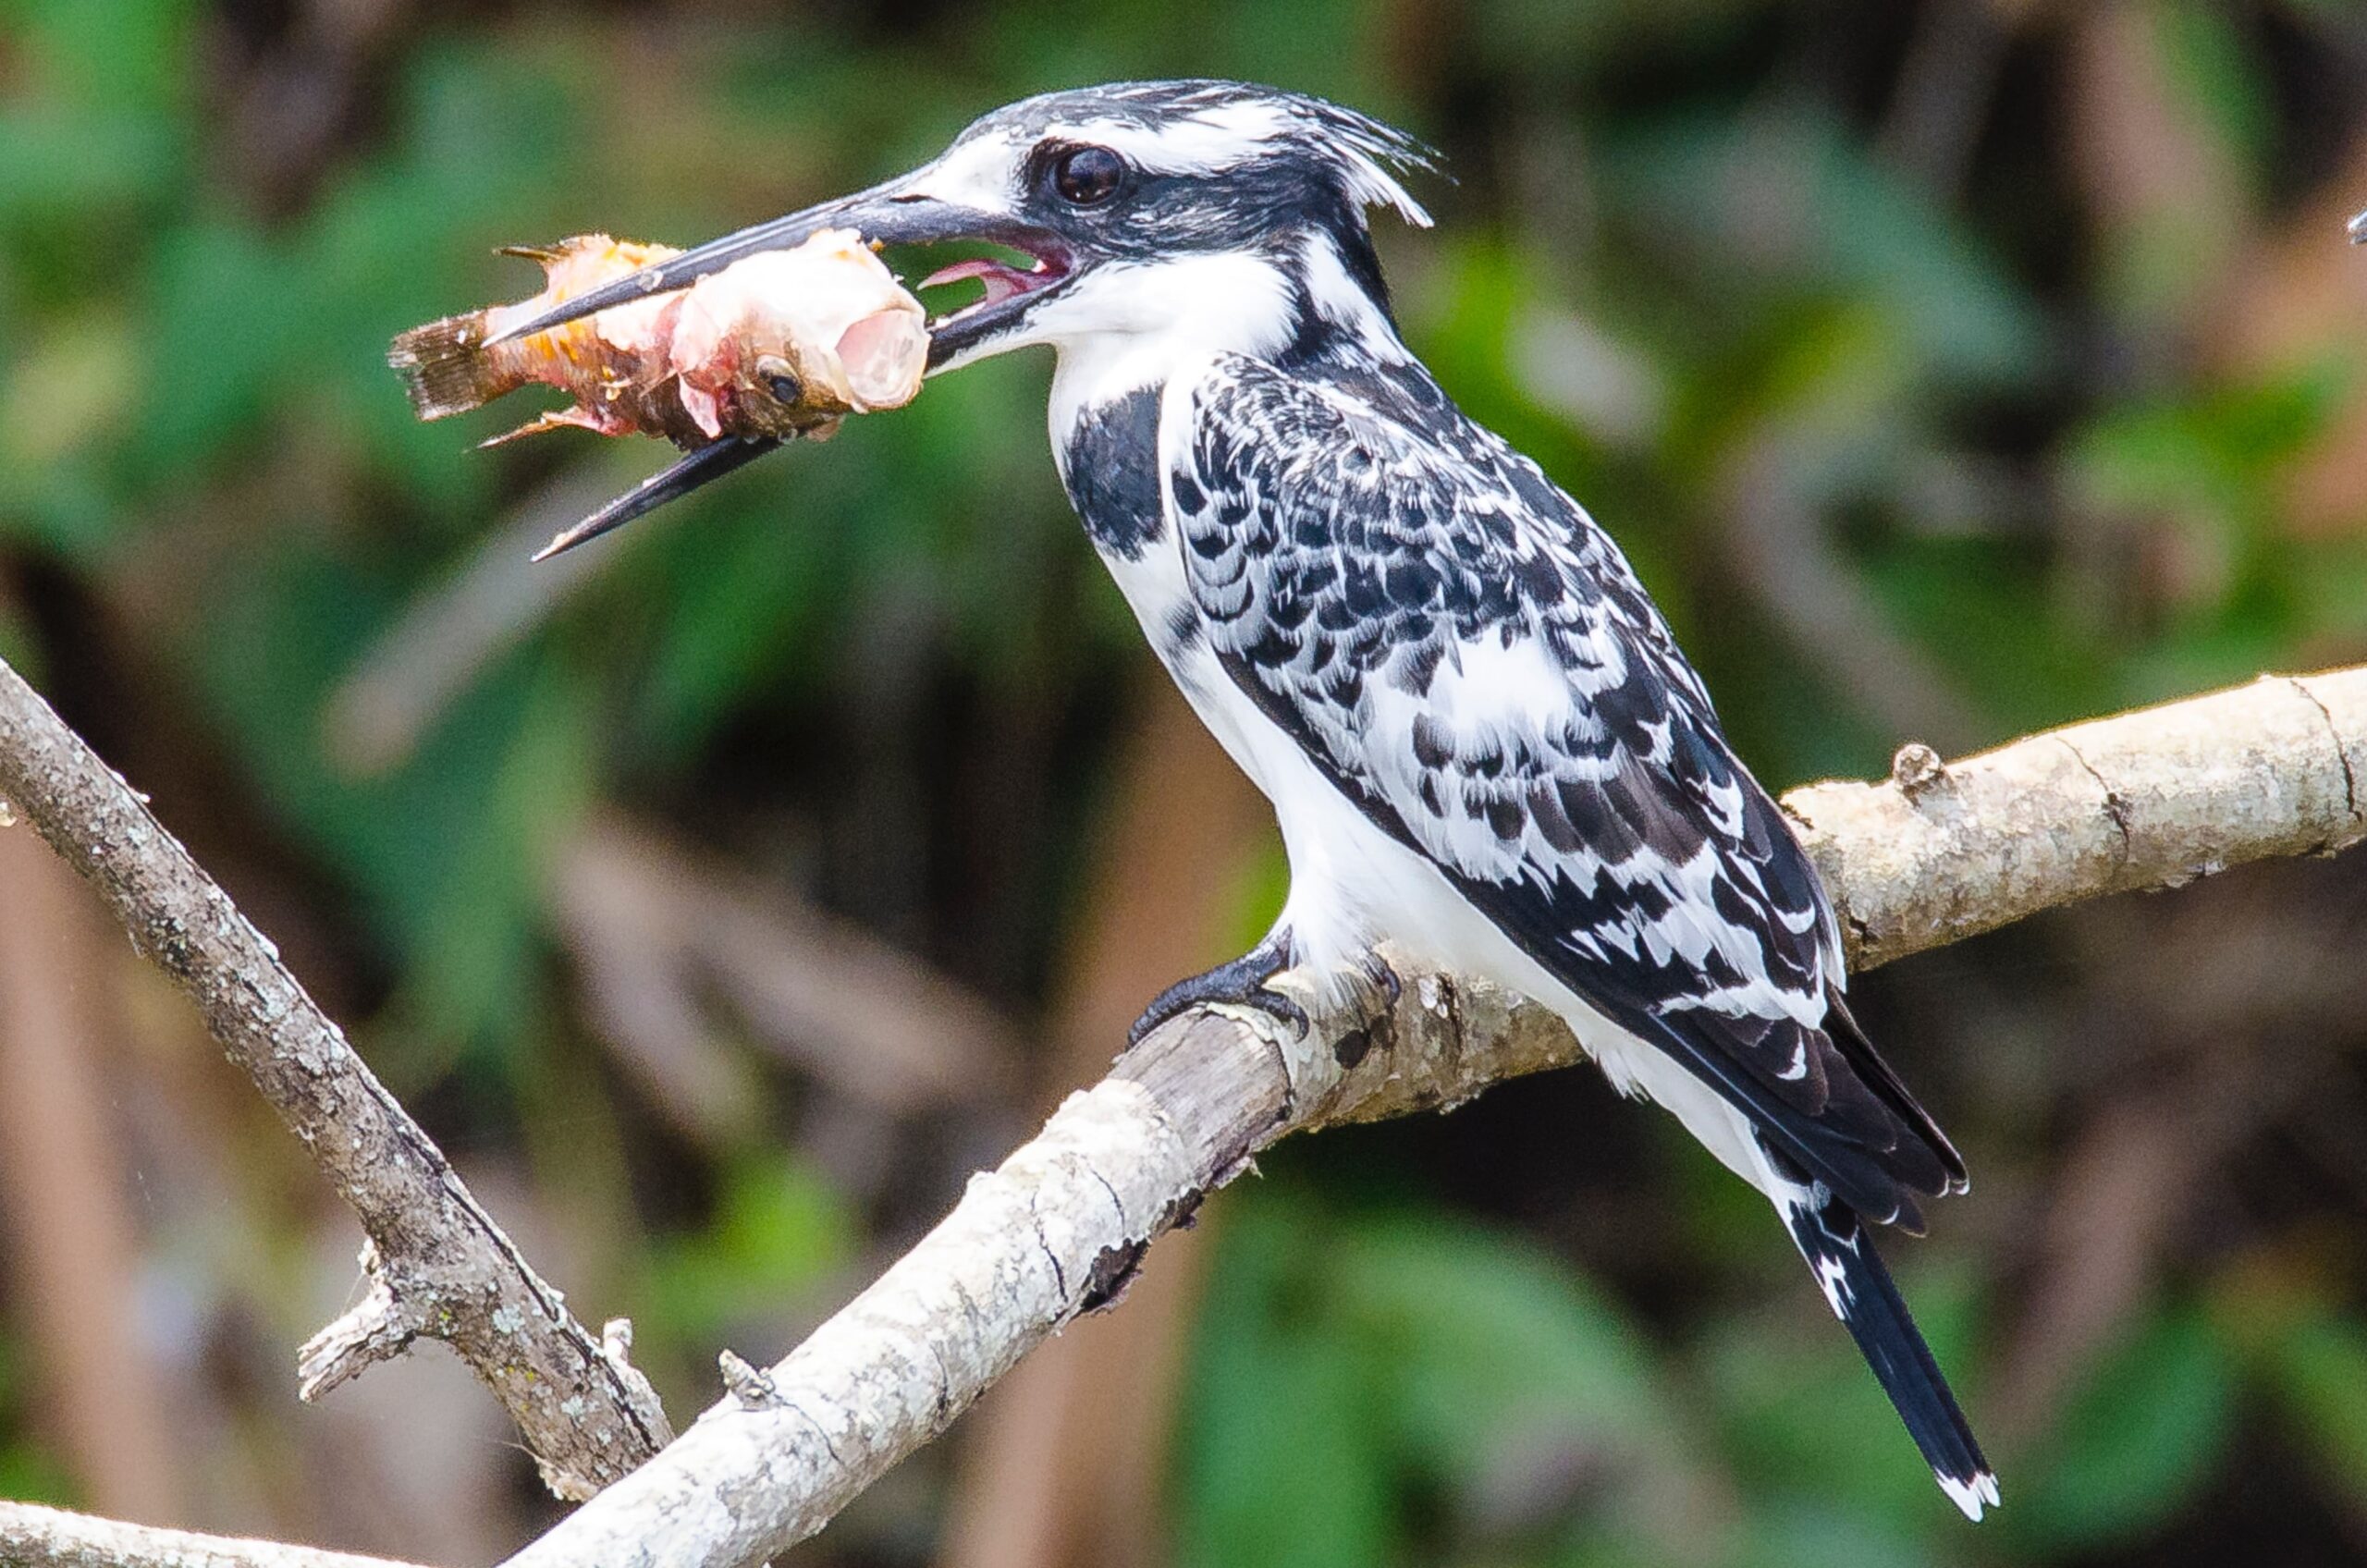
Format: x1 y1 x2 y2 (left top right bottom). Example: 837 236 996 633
1126 927 1307 1046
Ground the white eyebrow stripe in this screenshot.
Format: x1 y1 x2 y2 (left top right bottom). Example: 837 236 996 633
904 132 1026 211
1047 103 1296 175
909 95 1430 227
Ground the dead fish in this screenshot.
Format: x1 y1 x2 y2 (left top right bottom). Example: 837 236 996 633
389 229 929 448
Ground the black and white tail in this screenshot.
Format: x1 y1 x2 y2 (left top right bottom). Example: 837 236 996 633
1780 1173 1999 1520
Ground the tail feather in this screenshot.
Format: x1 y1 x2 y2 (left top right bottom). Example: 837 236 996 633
387 312 509 420
1782 1181 1998 1520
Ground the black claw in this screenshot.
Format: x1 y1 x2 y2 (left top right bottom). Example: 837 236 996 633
1128 930 1306 1045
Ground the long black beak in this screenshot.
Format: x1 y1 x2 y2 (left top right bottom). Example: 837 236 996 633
508 179 1057 560
532 436 779 560
492 180 1000 358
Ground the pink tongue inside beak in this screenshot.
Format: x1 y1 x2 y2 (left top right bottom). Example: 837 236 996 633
918 256 1039 307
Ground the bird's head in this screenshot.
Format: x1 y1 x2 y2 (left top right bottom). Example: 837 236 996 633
881 80 1434 371
512 80 1434 554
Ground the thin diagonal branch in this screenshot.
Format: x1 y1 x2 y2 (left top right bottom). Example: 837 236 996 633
497 667 2367 1568
3 646 2357 1565
0 657 670 1501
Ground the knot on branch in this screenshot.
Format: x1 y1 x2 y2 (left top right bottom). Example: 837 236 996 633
1890 741 1950 800
719 1350 781 1411
1077 1238 1152 1313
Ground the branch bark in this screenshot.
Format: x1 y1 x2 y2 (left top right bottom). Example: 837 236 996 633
2 641 2357 1565
0 657 670 1501
495 666 2367 1567
1784 670 2367 967
0 1502 427 1568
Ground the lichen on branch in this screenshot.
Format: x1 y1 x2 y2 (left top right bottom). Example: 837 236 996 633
497 667 2367 1568
1 642 2358 1568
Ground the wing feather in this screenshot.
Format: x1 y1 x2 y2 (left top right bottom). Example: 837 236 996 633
1172 354 1961 1224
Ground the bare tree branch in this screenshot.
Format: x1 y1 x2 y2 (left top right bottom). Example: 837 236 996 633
2 640 2358 1566
0 657 670 1501
0 1501 427 1568
1785 670 2367 967
496 666 2367 1568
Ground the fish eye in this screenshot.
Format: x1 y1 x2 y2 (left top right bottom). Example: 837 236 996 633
1051 145 1126 206
754 356 801 405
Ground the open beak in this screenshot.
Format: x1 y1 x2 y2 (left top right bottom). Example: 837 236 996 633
502 177 1073 559
529 435 779 559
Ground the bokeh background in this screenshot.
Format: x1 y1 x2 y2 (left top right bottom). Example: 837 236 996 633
7 0 2367 1563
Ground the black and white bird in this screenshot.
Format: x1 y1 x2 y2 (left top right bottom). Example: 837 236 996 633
507 80 1999 1518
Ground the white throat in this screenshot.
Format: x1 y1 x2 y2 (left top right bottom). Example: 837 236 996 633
1042 251 1297 436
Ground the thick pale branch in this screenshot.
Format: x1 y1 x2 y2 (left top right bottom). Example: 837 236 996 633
5 650 2357 1566
1786 670 2367 968
497 665 2367 1568
0 1502 427 1568
0 659 670 1501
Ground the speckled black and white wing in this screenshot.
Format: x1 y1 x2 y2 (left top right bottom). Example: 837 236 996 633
1170 352 1965 1230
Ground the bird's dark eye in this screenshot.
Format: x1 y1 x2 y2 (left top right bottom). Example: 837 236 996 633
1052 145 1126 206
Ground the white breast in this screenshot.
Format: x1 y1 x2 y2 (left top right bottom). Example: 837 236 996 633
1059 360 1777 1200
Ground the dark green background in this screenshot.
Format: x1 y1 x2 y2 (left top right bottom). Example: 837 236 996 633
6 1 2367 1563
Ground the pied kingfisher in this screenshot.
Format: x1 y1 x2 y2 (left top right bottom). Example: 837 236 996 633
507 79 1998 1519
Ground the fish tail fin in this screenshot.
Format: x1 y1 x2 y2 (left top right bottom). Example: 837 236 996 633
1778 1174 1998 1520
388 311 513 420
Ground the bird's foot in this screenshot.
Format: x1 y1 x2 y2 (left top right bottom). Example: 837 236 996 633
1127 930 1307 1046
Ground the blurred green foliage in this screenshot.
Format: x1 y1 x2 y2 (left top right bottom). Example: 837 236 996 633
1182 1191 1704 1568
0 1335 69 1509
644 1154 856 1352
6 0 2367 1563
